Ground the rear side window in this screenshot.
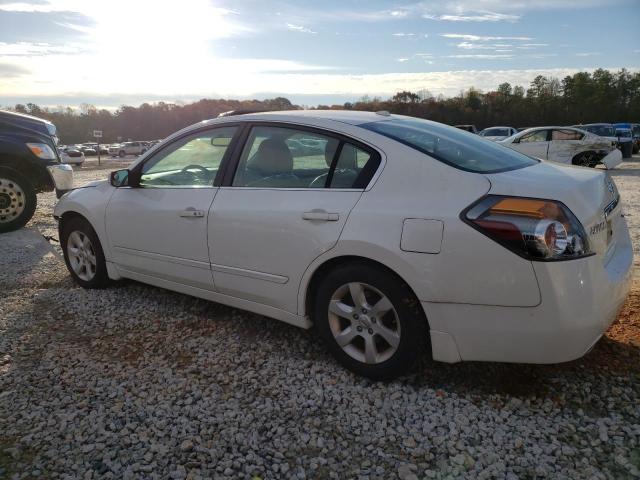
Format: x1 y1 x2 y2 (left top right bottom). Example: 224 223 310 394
362 118 538 174
519 130 548 143
232 125 380 189
552 129 583 141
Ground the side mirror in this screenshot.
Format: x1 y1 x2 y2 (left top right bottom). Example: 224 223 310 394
110 169 129 187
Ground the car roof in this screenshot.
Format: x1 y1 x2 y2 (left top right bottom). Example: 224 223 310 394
482 126 514 130
213 109 392 126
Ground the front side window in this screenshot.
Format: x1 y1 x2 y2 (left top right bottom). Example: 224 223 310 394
552 129 583 141
140 126 237 187
362 118 538 173
232 126 378 189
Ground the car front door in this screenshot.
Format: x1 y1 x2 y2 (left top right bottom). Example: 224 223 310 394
207 123 381 314
547 129 585 164
105 125 239 290
513 129 550 159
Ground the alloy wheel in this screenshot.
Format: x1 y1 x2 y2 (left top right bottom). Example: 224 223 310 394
327 282 401 364
67 230 97 281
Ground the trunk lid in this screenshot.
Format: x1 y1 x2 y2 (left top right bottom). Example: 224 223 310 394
484 161 621 257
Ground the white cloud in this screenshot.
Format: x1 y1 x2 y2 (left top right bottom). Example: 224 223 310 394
448 54 514 59
392 33 416 37
576 52 601 57
0 42 85 56
286 23 317 34
456 42 515 50
397 58 409 62
441 34 533 41
425 11 520 22
3 67 638 106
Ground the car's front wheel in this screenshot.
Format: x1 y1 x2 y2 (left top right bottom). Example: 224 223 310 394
0 168 37 233
61 216 110 288
118 150 125 158
314 262 428 380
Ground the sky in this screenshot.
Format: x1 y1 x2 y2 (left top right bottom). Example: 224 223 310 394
0 0 639 109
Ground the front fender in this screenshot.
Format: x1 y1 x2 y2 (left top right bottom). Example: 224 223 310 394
54 181 115 259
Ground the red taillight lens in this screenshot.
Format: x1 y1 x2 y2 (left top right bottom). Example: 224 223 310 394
463 196 591 261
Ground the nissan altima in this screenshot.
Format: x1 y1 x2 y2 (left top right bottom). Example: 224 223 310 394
53 111 633 380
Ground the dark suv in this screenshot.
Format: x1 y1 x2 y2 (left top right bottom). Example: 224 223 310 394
0 110 73 233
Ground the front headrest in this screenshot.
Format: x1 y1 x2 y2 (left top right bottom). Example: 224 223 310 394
252 138 293 174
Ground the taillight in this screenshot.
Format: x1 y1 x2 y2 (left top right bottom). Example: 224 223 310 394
463 196 592 261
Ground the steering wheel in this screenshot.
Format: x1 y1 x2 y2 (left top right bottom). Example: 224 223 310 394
181 164 209 175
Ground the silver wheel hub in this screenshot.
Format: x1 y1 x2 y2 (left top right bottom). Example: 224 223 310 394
0 178 25 223
328 282 401 365
67 231 97 281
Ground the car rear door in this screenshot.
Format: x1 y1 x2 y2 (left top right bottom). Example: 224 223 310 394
105 125 240 290
547 129 585 164
513 129 550 159
207 123 381 314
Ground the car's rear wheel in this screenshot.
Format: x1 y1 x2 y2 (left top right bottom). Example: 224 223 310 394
313 262 428 380
61 216 110 288
0 168 37 233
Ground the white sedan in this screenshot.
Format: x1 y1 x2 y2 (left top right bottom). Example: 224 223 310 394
53 111 633 380
479 126 518 141
499 126 621 168
58 147 85 166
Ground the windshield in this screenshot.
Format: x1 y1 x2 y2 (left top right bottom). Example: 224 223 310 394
616 129 632 138
481 128 510 137
584 125 615 136
362 117 538 173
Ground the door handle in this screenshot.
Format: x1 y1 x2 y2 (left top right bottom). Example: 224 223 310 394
302 210 339 221
180 207 205 218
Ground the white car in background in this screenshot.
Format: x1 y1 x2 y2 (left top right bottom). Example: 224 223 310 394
58 146 85 166
109 141 148 157
499 126 621 168
53 111 632 380
479 126 518 141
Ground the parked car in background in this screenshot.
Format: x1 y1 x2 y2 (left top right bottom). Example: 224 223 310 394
499 126 621 168
0 109 73 232
614 127 634 158
108 144 122 157
109 141 148 157
479 126 518 141
54 111 632 380
79 144 97 156
58 147 85 166
614 123 639 155
454 124 478 134
575 123 634 158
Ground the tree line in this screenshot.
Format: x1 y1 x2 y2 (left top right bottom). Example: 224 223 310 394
4 68 638 144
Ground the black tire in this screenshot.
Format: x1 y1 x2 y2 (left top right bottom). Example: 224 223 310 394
0 168 37 233
313 262 429 380
118 150 125 158
60 216 110 288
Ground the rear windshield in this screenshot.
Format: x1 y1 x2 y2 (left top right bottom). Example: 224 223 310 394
482 128 510 137
584 125 615 136
362 117 538 173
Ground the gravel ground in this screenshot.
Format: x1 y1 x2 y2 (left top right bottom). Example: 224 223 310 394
1 156 639 480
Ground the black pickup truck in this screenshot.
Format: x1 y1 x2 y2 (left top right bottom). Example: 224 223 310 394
0 110 73 233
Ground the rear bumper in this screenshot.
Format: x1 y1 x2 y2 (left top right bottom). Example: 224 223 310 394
425 217 633 364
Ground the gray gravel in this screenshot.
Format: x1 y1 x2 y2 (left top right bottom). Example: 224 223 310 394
1 157 640 479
